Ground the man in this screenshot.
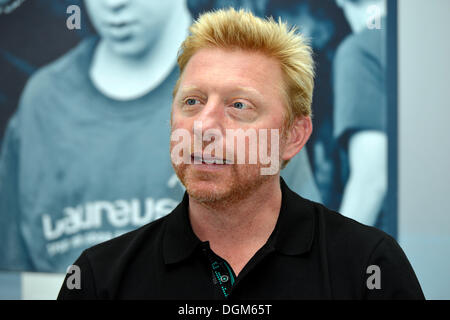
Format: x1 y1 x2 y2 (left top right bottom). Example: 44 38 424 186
58 8 423 299
333 0 390 232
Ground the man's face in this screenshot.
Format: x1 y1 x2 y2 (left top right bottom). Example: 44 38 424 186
170 48 290 205
84 0 179 56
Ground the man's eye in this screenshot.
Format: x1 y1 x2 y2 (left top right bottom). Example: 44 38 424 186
232 101 247 109
185 98 200 106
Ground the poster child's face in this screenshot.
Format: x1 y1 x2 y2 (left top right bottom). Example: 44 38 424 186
85 0 180 56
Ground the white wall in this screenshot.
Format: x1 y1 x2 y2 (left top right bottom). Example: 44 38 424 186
21 273 66 300
398 0 450 299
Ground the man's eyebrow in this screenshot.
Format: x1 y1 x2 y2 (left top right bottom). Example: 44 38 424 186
180 85 262 98
234 86 264 100
178 86 202 94
178 85 264 101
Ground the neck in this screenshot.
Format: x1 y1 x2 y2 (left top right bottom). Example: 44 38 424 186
90 5 191 100
188 176 282 256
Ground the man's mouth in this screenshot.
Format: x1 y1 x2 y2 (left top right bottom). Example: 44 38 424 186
191 154 232 165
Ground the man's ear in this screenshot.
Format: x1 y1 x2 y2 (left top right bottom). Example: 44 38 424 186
281 116 312 162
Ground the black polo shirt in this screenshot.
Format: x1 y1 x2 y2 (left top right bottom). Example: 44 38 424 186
57 179 424 300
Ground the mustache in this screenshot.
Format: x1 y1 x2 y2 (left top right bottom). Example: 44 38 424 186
190 151 234 165
170 123 281 175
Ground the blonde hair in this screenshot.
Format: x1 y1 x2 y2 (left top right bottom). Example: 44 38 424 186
173 7 315 127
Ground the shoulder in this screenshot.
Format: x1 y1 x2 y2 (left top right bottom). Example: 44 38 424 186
82 214 167 268
312 197 391 252
295 191 395 271
59 214 169 299
19 37 97 109
283 182 390 257
305 199 423 298
335 29 384 69
311 199 388 247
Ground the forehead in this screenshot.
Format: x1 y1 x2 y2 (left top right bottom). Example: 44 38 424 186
179 47 284 97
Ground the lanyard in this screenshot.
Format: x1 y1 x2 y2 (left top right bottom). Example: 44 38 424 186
201 242 236 298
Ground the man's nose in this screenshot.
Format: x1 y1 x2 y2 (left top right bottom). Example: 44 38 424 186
195 98 226 133
193 98 226 146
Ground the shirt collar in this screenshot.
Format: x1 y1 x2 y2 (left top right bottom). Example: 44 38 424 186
162 177 316 264
162 192 201 264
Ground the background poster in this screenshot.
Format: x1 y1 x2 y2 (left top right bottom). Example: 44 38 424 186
0 0 393 276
